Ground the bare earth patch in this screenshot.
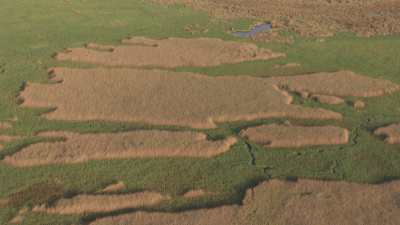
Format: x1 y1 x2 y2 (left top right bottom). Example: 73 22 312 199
240 124 349 148
375 123 400 144
89 179 400 225
154 0 400 37
33 192 169 214
56 37 285 68
20 68 348 128
3 131 237 167
99 182 127 193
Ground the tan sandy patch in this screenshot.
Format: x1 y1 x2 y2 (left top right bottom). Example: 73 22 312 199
311 94 345 105
374 123 400 144
240 124 349 148
183 190 213 198
99 182 127 193
154 0 400 37
33 192 169 215
89 179 400 225
3 131 237 167
19 68 349 128
56 37 285 68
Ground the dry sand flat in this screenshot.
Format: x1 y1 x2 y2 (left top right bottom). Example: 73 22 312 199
3 131 237 167
240 124 349 148
33 192 169 214
56 37 285 68
20 69 400 129
89 179 400 225
155 0 400 37
20 68 348 128
375 123 400 144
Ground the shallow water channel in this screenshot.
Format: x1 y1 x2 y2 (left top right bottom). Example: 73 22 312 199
232 22 272 38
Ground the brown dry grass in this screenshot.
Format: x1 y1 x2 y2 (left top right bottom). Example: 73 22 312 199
9 207 29 224
33 192 169 214
183 190 213 198
375 123 400 144
311 94 345 105
273 63 300 69
56 37 285 68
354 100 366 110
271 70 400 97
90 179 400 225
0 122 11 130
240 124 349 148
3 131 237 167
98 182 126 193
20 68 349 128
0 199 8 208
0 135 19 142
154 0 400 37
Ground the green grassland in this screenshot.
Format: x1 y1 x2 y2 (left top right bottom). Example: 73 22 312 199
0 0 399 224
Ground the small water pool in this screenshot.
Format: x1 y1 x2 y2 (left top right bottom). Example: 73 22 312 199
232 22 272 38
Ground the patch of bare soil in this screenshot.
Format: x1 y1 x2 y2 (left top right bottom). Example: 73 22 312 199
310 94 345 105
56 37 285 68
375 123 400 144
154 0 400 37
3 131 237 167
89 179 400 225
32 192 169 214
99 182 126 193
240 124 349 148
20 68 346 128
